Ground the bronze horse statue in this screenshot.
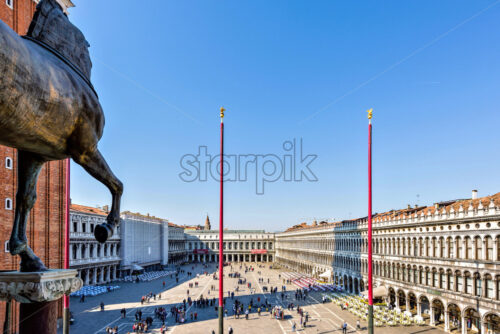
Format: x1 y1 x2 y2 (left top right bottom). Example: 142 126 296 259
0 0 122 272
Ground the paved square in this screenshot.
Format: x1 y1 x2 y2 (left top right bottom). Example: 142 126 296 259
64 263 447 334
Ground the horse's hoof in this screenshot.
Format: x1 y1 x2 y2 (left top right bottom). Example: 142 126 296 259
9 240 27 256
20 253 47 273
94 223 113 243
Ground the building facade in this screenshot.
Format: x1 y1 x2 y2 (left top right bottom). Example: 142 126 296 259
70 204 121 285
276 191 500 333
168 223 186 265
0 0 73 331
186 230 275 263
120 212 169 274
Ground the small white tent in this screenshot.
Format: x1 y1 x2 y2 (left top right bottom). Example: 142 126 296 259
319 270 332 279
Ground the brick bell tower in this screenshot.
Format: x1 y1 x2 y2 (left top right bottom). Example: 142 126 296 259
204 214 211 230
0 0 74 331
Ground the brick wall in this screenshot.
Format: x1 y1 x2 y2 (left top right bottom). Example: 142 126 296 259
0 1 66 332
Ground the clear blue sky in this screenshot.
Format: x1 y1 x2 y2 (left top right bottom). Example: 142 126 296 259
69 0 500 231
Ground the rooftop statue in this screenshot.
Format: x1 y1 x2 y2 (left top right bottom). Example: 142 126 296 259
0 0 123 272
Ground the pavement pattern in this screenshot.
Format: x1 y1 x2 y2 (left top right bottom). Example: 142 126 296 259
63 263 448 334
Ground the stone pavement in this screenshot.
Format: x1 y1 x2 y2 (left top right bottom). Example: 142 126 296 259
63 263 447 334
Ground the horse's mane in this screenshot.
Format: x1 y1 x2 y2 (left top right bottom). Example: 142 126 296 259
26 0 92 80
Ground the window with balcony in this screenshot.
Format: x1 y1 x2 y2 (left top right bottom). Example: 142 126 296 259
82 223 86 233
73 222 78 232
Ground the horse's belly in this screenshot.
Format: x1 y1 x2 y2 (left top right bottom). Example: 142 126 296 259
0 21 103 159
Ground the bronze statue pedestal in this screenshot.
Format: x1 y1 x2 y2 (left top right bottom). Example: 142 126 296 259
0 270 82 334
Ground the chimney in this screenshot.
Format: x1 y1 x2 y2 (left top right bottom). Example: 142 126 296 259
407 204 411 209
472 190 478 200
102 205 109 213
415 204 418 209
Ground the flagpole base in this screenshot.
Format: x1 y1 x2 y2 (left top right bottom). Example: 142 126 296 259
368 304 374 334
218 307 224 334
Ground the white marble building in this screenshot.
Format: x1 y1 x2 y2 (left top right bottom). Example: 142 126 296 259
168 223 187 265
120 211 169 274
185 229 275 263
70 204 121 285
276 191 500 333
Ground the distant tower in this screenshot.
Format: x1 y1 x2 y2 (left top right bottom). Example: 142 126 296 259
204 214 211 230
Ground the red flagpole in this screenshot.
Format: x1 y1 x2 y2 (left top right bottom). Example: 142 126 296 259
367 109 374 334
218 107 225 334
63 158 70 334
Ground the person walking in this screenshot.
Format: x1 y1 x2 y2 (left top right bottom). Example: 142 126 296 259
342 320 348 334
356 319 360 329
100 301 105 311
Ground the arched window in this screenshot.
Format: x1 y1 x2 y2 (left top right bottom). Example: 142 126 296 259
464 237 472 259
456 271 463 292
475 237 482 260
464 271 472 294
447 237 454 258
5 198 12 210
485 236 493 260
426 238 431 256
433 238 438 257
448 270 454 291
484 274 494 299
439 237 445 257
5 157 12 169
440 270 446 289
474 273 482 297
456 237 463 258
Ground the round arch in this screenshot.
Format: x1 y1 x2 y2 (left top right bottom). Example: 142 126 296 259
483 313 500 333
447 304 461 332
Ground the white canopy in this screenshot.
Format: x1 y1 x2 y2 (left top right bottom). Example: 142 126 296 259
319 270 332 278
361 285 387 298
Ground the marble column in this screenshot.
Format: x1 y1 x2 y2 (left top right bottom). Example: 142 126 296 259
417 301 422 317
430 307 435 326
461 316 467 334
444 311 450 332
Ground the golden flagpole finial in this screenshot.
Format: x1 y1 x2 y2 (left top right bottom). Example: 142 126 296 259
220 107 225 119
367 108 373 120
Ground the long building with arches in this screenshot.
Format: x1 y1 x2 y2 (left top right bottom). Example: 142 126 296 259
275 190 500 333
185 229 275 263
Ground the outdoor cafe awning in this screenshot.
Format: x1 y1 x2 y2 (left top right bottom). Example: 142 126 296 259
361 285 387 298
319 270 332 278
131 264 144 271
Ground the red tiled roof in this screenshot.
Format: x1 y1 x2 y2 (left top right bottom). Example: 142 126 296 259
70 204 107 216
287 191 500 231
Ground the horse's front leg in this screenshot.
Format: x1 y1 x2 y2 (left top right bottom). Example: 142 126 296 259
73 148 123 243
9 150 48 272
